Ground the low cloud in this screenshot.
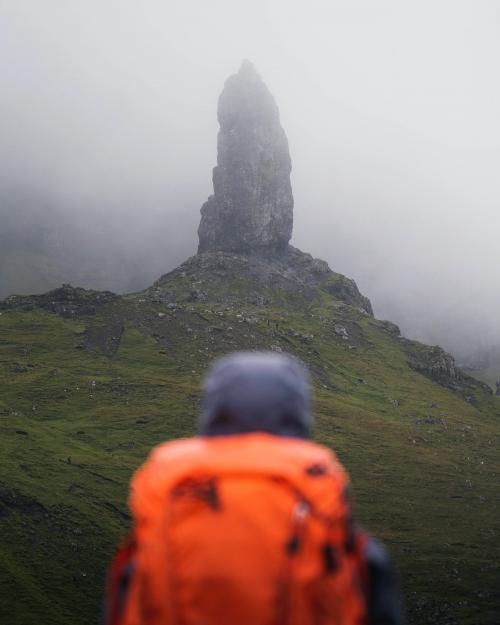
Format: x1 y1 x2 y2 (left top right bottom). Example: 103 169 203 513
1 1 499 365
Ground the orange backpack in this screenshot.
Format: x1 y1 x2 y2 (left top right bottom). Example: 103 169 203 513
106 433 368 625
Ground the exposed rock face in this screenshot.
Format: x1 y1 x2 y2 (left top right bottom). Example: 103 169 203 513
198 60 293 255
403 341 465 390
409 346 462 384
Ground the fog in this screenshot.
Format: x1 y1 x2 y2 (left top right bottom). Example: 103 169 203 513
1 1 499 365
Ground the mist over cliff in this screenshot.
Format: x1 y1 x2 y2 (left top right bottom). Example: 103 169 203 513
1 1 500 366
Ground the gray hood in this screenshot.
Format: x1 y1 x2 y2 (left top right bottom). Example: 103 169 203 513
199 352 312 438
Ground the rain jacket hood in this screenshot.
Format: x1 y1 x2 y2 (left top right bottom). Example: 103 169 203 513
199 351 312 438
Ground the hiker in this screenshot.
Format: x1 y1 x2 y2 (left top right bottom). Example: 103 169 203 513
105 352 403 625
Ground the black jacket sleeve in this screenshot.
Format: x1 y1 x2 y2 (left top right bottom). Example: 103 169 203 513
364 537 404 625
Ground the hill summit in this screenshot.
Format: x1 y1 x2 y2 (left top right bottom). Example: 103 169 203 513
195 61 374 316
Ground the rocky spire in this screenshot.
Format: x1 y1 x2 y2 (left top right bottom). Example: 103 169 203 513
198 60 293 255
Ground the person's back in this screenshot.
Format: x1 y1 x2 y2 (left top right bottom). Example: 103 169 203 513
105 352 403 625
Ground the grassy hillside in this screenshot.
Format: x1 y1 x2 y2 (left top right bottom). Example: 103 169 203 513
1 249 499 625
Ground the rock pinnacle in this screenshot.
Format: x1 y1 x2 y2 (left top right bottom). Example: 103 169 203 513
197 61 293 255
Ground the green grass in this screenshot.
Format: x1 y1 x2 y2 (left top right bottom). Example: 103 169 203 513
0 257 499 625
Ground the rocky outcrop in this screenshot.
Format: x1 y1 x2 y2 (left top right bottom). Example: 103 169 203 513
198 60 293 255
408 345 462 385
402 340 492 396
1 284 117 318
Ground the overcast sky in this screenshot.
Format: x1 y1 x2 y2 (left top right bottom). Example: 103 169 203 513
1 1 499 362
